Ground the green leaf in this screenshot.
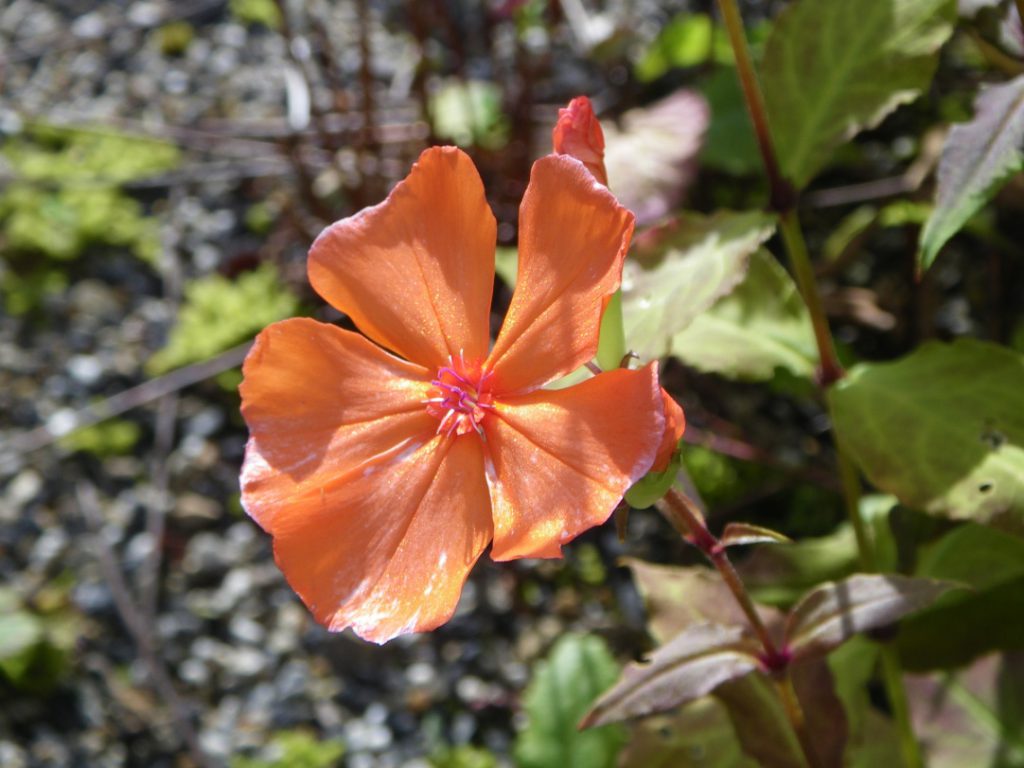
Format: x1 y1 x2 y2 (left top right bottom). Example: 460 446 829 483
0 610 45 682
898 524 1024 670
230 730 345 768
829 339 1024 529
718 660 849 768
634 14 731 82
919 74 1024 273
672 249 817 380
624 447 681 509
762 0 956 188
784 574 955 662
228 0 282 28
906 653 1024 767
148 264 300 374
514 634 625 768
622 211 775 360
698 67 762 176
917 522 1024 591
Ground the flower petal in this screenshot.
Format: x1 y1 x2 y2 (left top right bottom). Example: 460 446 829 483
308 146 496 369
239 318 436 526
486 154 635 394
254 435 492 643
653 388 686 472
485 363 663 560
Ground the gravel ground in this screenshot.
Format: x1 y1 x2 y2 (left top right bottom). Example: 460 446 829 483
0 1 695 765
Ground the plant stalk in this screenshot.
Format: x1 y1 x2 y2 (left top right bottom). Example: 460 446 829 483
775 673 826 768
778 212 844 386
713 0 923 765
661 488 827 768
664 489 779 657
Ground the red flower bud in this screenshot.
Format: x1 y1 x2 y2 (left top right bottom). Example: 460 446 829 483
552 96 608 186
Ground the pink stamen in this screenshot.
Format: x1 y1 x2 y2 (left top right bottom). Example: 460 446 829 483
425 355 494 438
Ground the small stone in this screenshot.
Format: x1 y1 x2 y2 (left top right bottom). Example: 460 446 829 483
182 532 231 577
5 470 42 508
226 647 268 678
71 12 106 39
30 527 68 569
228 614 265 645
66 355 104 386
175 494 222 525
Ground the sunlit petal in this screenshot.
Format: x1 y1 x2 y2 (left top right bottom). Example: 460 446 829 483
240 318 436 532
484 363 663 560
487 154 634 394
308 146 496 369
252 435 492 644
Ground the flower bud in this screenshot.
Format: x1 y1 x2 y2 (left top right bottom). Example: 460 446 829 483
552 96 608 186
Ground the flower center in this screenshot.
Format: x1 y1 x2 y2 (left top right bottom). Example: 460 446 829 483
424 354 494 437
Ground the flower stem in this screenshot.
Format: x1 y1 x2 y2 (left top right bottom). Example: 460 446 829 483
713 0 922 764
661 487 832 768
775 673 826 768
777 212 844 386
662 490 779 657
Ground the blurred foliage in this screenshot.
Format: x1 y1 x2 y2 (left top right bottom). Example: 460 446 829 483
634 13 733 82
428 745 498 768
60 419 142 457
157 21 195 56
430 80 509 150
229 0 282 29
0 125 179 313
515 634 625 768
231 730 345 768
4 124 179 184
147 264 300 374
0 585 78 695
681 445 769 511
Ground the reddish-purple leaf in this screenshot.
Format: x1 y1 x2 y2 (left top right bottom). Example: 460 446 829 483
619 699 757 768
625 559 783 645
603 90 709 226
791 658 849 767
919 73 1024 272
581 623 761 728
720 522 792 549
714 676 808 768
785 574 956 662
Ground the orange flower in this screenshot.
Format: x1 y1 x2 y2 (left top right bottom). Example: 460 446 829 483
552 96 608 186
240 147 668 643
